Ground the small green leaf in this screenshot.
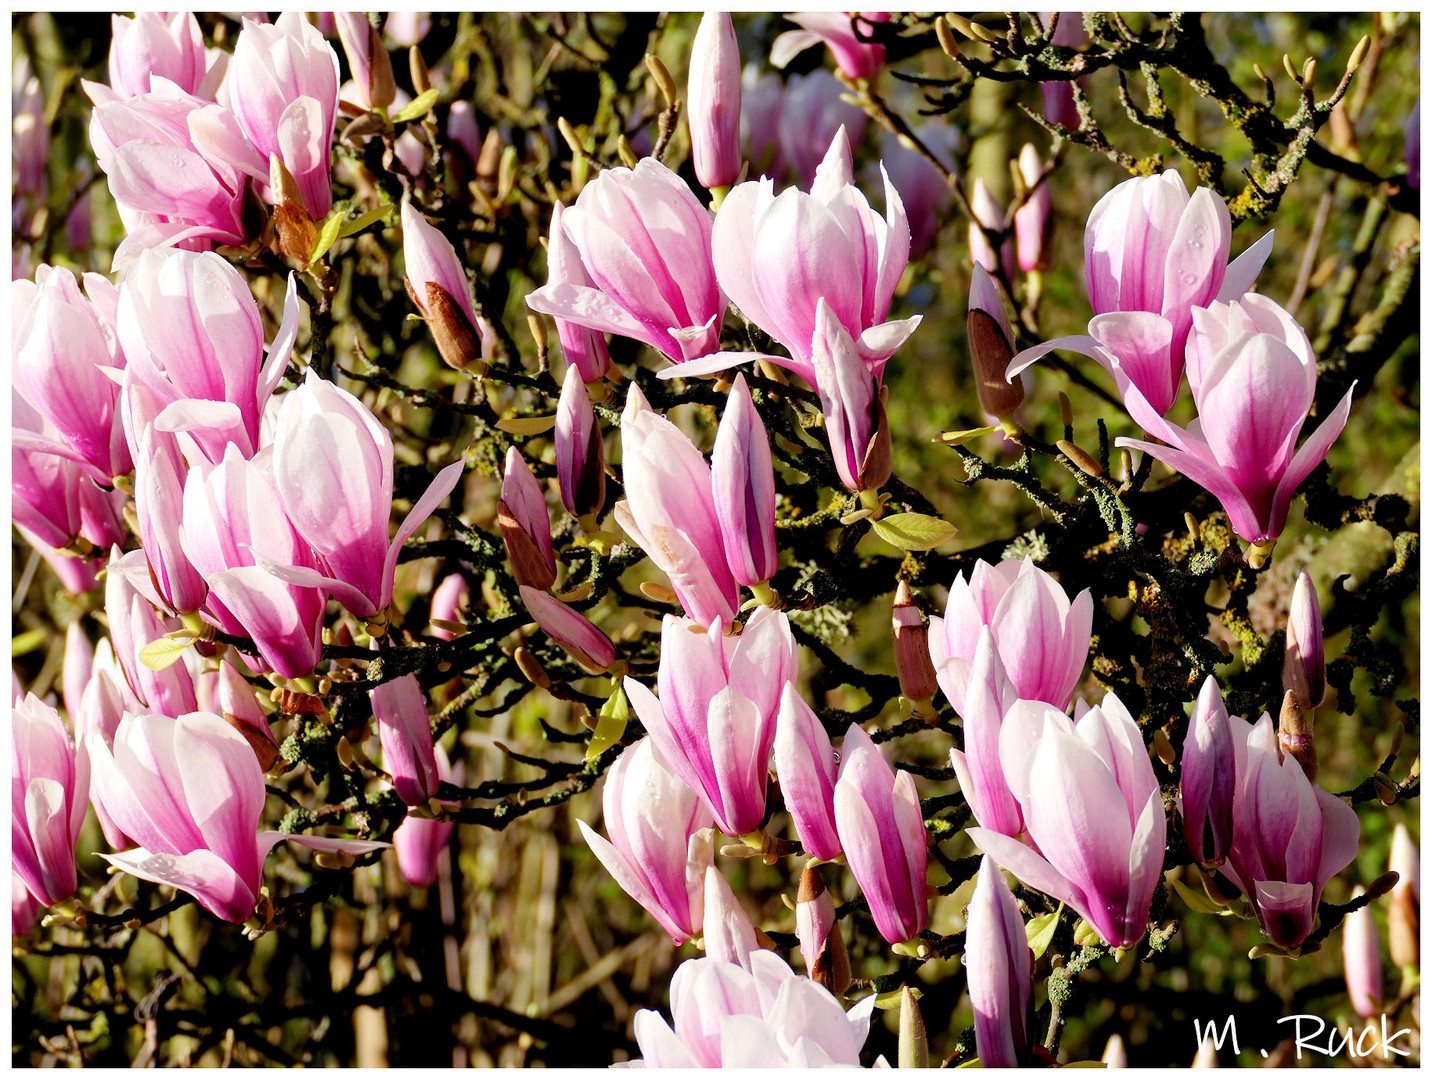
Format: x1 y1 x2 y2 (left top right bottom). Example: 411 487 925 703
586 684 629 762
336 203 393 241
391 89 439 124
139 632 197 672
1169 874 1235 916
1026 903 1064 959
869 512 959 552
874 987 916 1010
934 425 999 447
496 414 558 436
309 208 346 264
955 1057 983 1068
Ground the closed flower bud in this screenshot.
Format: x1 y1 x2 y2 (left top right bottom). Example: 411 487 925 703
1284 570 1325 711
891 580 938 705
1013 143 1052 272
1341 887 1383 1018
269 153 318 264
712 374 778 586
555 365 606 519
687 12 742 190
966 855 1032 1068
1387 823 1419 968
775 683 842 861
401 202 490 372
13 694 88 908
1277 689 1318 782
1180 675 1237 868
370 670 438 807
429 574 470 641
518 586 616 675
392 744 461 888
335 12 395 111
967 264 1024 420
498 447 557 590
701 863 759 970
795 864 850 995
969 177 1011 277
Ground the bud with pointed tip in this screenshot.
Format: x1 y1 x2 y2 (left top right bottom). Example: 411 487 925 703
429 574 470 642
392 743 461 888
269 153 319 264
967 265 1025 420
898 986 929 1068
1387 823 1419 968
335 12 395 111
13 693 88 908
1277 689 1318 782
969 177 1011 277
1192 1037 1219 1068
712 373 778 586
1284 570 1325 711
1013 144 1051 272
371 669 438 807
702 863 759 970
795 864 851 995
498 447 557 590
892 580 938 706
775 684 842 861
401 202 490 372
555 365 606 519
1102 1034 1128 1068
1341 886 1383 1018
966 855 1032 1068
1180 675 1236 868
518 586 616 674
688 12 742 190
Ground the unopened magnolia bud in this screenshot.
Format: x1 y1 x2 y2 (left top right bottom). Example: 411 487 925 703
644 53 678 108
935 16 960 58
268 154 317 265
1373 773 1397 805
423 281 483 371
1192 1036 1219 1068
497 498 559 591
796 865 851 997
367 25 396 109
409 44 430 96
1277 689 1318 781
892 580 938 704
968 265 1024 419
514 646 551 689
1057 439 1103 477
639 581 679 605
898 986 929 1068
1342 886 1382 1018
1153 727 1175 765
1102 1034 1128 1069
1388 823 1419 968
1283 570 1325 711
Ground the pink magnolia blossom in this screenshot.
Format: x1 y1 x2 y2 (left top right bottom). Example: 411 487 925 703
1009 170 1274 415
577 737 714 944
555 364 606 519
968 692 1165 949
687 12 742 190
967 264 1025 421
1115 293 1354 546
1220 710 1360 949
62 622 94 722
771 12 889 82
624 950 879 1067
13 59 47 207
929 557 1092 715
103 548 200 716
966 856 1032 1068
969 176 1012 278
525 159 727 364
778 70 869 190
12 266 131 484
89 710 385 923
701 864 760 970
711 374 778 587
12 693 88 908
944 629 1022 842
227 12 340 219
540 201 611 383
74 639 141 850
13 872 42 937
428 574 470 641
1039 12 1088 131
270 369 466 619
1014 143 1052 272
335 12 393 111
393 743 462 888
629 607 797 837
116 247 298 463
774 683 842 861
180 445 328 679
108 12 209 99
833 723 928 944
12 394 127 557
878 125 957 258
85 78 267 266
371 670 438 807
1179 676 1237 869
384 12 430 47
614 384 739 628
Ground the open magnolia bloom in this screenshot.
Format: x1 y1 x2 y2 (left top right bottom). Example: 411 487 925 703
1114 293 1354 548
89 711 386 923
618 950 883 1068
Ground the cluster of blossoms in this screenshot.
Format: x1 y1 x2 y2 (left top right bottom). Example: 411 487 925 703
11 10 1415 1069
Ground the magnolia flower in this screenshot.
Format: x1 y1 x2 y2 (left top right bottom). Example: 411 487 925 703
577 737 714 944
771 11 889 82
1009 170 1274 415
1179 676 1237 869
929 557 1092 715
13 693 88 908
108 12 209 99
945 629 1022 841
774 683 842 861
370 671 438 807
687 12 742 190
89 710 385 923
966 857 1032 1068
623 950 879 1067
834 723 928 944
1115 293 1354 547
392 743 462 889
402 202 491 371
628 608 797 837
525 159 727 364
969 692 1164 948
